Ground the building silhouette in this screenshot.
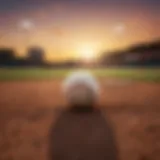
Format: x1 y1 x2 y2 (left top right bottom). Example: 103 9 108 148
100 39 160 67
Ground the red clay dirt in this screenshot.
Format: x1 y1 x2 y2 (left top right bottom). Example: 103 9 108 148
0 79 160 160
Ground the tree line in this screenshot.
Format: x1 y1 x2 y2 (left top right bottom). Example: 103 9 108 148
0 39 160 68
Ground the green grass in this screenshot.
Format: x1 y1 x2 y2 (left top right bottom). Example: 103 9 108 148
93 68 160 82
0 67 159 82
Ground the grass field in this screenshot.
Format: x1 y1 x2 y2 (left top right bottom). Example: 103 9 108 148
0 67 160 82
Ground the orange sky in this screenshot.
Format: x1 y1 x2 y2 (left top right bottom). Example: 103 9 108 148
0 1 160 62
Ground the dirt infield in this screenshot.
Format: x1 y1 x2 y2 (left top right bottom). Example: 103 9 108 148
0 79 160 160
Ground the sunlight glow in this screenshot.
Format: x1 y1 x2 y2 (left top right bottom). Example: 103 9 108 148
113 23 126 36
19 20 34 31
78 46 96 61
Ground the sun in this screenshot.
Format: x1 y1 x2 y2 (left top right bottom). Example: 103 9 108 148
78 46 95 61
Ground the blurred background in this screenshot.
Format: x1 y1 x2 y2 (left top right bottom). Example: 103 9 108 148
0 0 160 160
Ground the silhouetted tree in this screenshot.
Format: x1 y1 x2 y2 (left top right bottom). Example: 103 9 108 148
0 48 16 66
27 46 45 66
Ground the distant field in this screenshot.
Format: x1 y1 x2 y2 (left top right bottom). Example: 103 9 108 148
0 67 159 82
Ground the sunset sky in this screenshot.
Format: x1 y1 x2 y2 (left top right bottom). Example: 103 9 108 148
0 0 160 61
